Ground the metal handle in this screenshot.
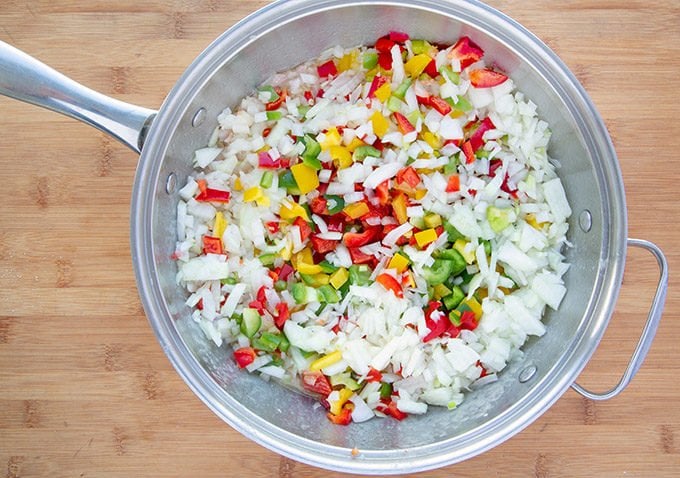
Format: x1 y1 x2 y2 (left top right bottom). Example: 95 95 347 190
572 238 668 401
0 40 157 153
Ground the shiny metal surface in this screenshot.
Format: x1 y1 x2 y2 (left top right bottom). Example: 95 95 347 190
0 40 156 153
0 0 669 473
572 238 669 401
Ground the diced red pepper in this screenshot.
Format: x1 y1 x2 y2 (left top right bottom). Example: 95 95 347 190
317 60 338 78
327 405 353 425
258 150 280 169
476 360 489 378
265 88 285 111
460 310 479 331
274 302 290 329
461 140 475 164
396 166 421 188
256 285 267 305
343 226 382 248
265 221 280 234
326 215 345 232
445 174 460 193
277 263 294 281
388 31 409 43
424 59 438 78
309 196 328 215
301 370 333 396
376 273 404 298
368 75 388 98
380 400 407 421
449 36 484 69
348 247 375 265
469 117 495 151
423 301 449 342
429 95 453 116
382 223 409 246
233 347 257 368
310 235 338 254
469 68 508 88
375 36 396 53
303 90 314 103
294 216 313 242
248 300 265 315
393 112 415 134
262 127 272 138
366 367 383 383
202 235 223 255
489 159 503 177
378 51 393 70
195 187 231 203
375 180 390 205
416 95 431 106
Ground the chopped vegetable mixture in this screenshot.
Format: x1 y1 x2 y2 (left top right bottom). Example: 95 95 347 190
174 32 571 424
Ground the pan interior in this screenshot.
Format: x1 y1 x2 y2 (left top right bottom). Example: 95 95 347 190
134 0 625 471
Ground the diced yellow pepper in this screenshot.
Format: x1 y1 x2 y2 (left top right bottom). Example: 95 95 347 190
421 131 441 149
337 51 357 72
423 213 442 228
279 240 292 261
370 110 390 138
404 54 433 78
329 267 349 289
404 270 416 288
309 350 343 372
329 387 354 415
453 238 476 264
213 211 227 239
321 127 342 150
290 163 319 195
392 194 408 224
462 296 483 320
346 137 366 152
329 145 353 169
525 213 547 230
415 228 438 248
233 177 243 191
255 195 270 208
244 186 263 202
279 202 309 221
297 262 323 275
388 253 410 273
293 247 314 268
433 283 452 300
476 288 489 300
374 82 392 102
414 189 427 200
343 202 370 219
312 273 330 286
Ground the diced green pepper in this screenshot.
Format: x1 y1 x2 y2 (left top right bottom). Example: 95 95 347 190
438 248 467 276
379 382 393 399
352 145 381 162
301 134 322 169
278 333 290 353
411 39 431 55
291 283 318 304
318 260 339 274
387 95 403 112
487 205 513 233
330 372 360 391
325 195 345 215
443 220 465 242
258 85 279 102
260 170 274 189
392 78 412 99
453 96 473 113
318 284 340 304
363 51 379 70
481 239 492 256
443 156 458 174
266 110 283 121
274 279 288 292
442 285 465 310
258 253 277 266
439 65 460 85
421 258 456 286
300 273 325 288
252 332 282 353
348 264 371 286
240 308 262 338
278 170 301 195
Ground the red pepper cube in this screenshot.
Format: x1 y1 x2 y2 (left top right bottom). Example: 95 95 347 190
317 60 338 78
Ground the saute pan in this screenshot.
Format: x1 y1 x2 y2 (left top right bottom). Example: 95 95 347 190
0 0 668 473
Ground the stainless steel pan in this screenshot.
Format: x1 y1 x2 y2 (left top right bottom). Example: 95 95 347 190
0 0 668 473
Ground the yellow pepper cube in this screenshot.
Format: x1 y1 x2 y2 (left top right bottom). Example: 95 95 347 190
279 240 292 261
309 350 343 372
329 387 355 415
293 247 314 269
392 194 409 224
213 211 227 239
370 111 390 138
255 195 270 208
343 202 370 219
321 127 342 150
432 283 452 300
453 238 476 264
404 54 433 78
421 131 441 149
279 202 309 221
462 297 483 320
414 189 427 200
297 263 323 274
374 82 392 102
337 50 357 72
423 213 442 228
346 137 366 152
388 253 410 273
243 186 263 202
290 163 319 194
233 177 243 191
329 267 349 289
414 228 438 248
329 145 353 169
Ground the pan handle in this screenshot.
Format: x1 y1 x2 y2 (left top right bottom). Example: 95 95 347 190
0 40 157 153
571 238 668 401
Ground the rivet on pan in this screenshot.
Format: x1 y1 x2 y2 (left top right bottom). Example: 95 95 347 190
518 365 537 383
165 172 177 194
192 107 207 127
579 210 592 233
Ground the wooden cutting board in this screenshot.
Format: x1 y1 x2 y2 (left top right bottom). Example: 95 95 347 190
1 1 678 476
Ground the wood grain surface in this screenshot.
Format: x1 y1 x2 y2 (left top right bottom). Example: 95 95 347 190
0 1 678 476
